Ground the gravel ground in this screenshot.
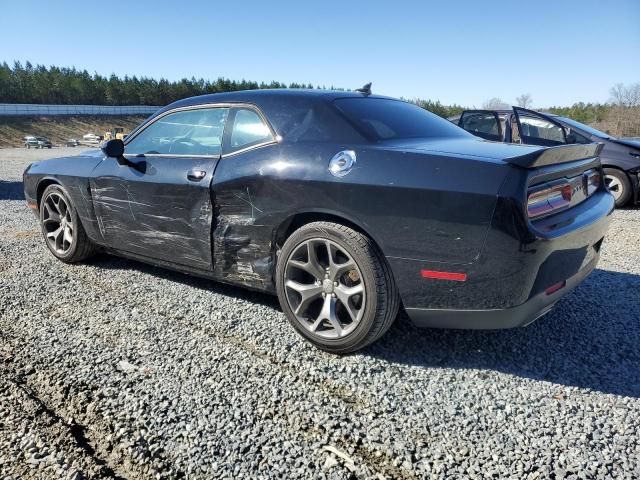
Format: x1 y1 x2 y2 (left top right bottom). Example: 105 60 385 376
0 147 639 479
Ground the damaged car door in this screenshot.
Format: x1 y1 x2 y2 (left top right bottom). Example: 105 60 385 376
91 106 229 270
208 106 279 288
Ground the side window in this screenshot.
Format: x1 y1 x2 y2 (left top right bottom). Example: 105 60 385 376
227 108 273 153
459 112 502 141
518 115 566 145
126 107 228 156
567 129 591 144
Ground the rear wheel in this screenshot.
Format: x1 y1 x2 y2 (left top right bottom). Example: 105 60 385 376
604 168 631 207
39 184 96 263
276 221 399 354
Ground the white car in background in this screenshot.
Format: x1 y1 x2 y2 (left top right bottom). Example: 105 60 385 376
82 133 101 142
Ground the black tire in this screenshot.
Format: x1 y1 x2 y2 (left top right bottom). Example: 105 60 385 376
276 221 399 354
604 168 632 207
39 184 97 263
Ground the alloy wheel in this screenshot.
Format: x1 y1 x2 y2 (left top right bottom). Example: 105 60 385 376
284 238 366 339
42 192 74 255
605 174 623 201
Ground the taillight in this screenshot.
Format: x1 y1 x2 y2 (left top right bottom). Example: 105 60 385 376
585 170 601 195
527 183 573 218
527 169 601 219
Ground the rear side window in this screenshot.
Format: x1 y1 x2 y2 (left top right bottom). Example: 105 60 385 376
567 129 591 144
518 114 566 145
334 98 469 141
227 108 273 153
126 107 228 156
459 112 502 141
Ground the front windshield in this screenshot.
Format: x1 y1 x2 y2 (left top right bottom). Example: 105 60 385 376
555 116 614 139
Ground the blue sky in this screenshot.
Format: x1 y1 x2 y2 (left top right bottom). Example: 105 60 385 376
1 0 638 107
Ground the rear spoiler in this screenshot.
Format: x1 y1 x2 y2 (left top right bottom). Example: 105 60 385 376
505 143 604 169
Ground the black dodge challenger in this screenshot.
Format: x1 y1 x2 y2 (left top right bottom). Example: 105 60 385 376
23 89 614 353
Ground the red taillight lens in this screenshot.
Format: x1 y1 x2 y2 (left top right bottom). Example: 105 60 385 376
545 280 566 295
586 171 601 195
527 183 572 218
527 169 600 219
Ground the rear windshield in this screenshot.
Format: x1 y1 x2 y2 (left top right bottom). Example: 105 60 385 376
333 98 469 141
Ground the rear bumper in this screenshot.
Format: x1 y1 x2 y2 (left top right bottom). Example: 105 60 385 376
393 188 614 329
406 254 597 329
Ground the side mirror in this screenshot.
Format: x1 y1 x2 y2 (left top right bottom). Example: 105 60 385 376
566 133 577 144
101 139 126 163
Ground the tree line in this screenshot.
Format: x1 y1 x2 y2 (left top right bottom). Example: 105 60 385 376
0 62 637 131
0 61 466 119
0 61 319 106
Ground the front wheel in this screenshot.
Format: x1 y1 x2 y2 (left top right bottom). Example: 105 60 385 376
604 168 631 207
39 184 97 263
276 222 399 354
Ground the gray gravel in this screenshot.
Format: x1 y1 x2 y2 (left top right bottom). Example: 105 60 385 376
1 147 639 479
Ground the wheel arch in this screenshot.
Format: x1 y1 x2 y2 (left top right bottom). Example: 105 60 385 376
273 210 384 252
36 177 62 207
273 209 387 259
601 164 629 174
602 165 636 206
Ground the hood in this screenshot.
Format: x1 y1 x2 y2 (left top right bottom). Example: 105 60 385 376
614 138 640 150
27 149 104 177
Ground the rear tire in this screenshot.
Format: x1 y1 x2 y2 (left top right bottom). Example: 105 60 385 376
39 184 97 263
276 221 399 354
604 168 631 207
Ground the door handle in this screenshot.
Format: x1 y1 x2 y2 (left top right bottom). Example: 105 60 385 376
187 170 206 182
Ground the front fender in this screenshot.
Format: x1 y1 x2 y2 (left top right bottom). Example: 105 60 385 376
24 151 105 243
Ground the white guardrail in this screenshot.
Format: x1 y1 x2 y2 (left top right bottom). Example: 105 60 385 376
0 104 160 116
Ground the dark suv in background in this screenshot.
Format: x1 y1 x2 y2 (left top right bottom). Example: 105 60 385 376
23 136 53 149
451 107 640 207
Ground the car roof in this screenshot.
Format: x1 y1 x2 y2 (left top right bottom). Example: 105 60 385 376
161 88 392 111
138 88 397 139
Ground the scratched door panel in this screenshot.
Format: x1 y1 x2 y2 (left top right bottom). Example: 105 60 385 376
90 156 218 269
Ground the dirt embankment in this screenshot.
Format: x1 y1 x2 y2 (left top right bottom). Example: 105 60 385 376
0 116 147 148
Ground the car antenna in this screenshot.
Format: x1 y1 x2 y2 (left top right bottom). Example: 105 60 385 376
356 82 372 96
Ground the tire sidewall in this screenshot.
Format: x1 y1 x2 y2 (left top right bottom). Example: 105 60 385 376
40 185 83 262
276 223 381 352
604 168 631 207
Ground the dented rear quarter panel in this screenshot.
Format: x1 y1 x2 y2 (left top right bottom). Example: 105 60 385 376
211 140 508 294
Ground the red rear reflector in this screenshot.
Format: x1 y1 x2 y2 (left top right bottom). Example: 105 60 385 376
421 270 467 282
545 280 566 295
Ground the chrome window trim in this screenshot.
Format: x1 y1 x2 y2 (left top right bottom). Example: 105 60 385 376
221 139 278 158
123 102 280 159
124 153 222 159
